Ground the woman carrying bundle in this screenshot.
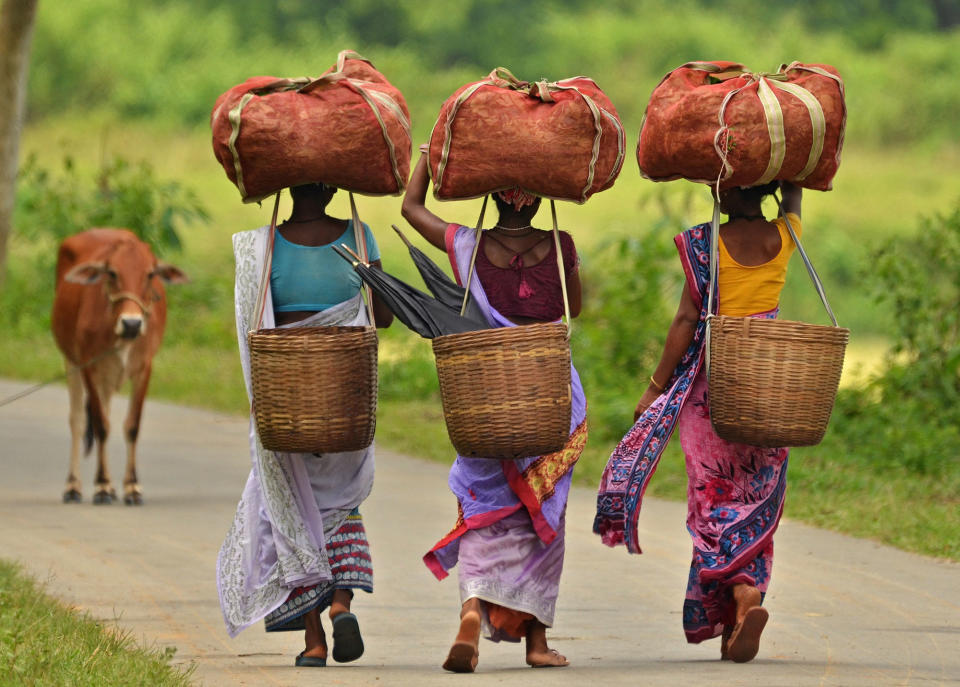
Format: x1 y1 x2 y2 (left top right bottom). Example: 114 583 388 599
402 154 585 672
594 180 802 663
217 182 393 667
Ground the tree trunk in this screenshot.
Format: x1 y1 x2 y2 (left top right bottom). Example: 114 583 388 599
932 0 960 29
0 0 39 288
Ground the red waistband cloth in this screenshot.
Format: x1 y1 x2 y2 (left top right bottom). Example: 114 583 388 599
636 61 845 191
211 49 411 203
428 68 625 203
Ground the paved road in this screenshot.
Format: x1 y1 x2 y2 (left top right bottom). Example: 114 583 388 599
0 378 957 686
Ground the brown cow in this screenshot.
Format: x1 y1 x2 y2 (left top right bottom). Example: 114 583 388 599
51 228 187 505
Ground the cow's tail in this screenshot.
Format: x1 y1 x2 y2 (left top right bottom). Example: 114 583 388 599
83 399 100 457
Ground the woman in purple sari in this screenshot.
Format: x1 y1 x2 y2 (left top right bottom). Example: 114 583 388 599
594 181 802 663
402 153 586 672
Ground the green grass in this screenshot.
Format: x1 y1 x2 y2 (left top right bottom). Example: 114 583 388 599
0 560 193 687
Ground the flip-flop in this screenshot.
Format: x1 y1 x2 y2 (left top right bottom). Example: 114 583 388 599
331 612 364 663
720 624 733 661
727 606 769 663
294 650 326 667
442 641 479 673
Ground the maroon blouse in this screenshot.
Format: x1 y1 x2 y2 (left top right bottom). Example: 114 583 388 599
474 230 578 321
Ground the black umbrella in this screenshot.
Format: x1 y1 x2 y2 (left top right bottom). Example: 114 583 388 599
391 225 487 325
332 244 487 339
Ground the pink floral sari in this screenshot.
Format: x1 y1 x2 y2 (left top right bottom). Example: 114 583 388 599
594 222 788 643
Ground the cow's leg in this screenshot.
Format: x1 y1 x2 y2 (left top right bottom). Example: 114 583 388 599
84 365 117 504
122 362 151 506
63 363 85 503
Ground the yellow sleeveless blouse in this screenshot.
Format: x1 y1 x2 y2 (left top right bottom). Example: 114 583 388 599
717 213 801 317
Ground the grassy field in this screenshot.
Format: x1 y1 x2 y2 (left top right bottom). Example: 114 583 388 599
0 560 192 686
3 121 958 562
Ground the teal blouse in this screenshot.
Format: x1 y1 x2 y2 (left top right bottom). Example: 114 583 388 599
270 221 380 313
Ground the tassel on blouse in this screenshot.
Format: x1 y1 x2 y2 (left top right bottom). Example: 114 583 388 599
510 254 534 299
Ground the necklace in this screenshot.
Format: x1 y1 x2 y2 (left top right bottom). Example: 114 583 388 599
491 224 535 235
284 215 325 223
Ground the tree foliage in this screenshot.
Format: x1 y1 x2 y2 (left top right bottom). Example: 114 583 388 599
24 0 960 149
15 154 207 253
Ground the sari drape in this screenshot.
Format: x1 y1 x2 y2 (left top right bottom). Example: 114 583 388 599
593 222 788 643
422 224 587 633
217 226 375 638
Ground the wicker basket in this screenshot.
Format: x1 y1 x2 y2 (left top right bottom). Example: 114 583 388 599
707 315 849 447
432 321 572 458
249 325 378 453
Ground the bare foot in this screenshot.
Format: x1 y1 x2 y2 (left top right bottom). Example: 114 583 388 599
526 647 569 667
525 620 569 668
302 608 328 660
329 588 352 621
726 584 769 663
443 600 481 673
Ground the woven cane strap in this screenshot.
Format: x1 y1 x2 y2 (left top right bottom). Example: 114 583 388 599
458 198 571 334
251 191 375 332
705 196 838 326
349 192 376 325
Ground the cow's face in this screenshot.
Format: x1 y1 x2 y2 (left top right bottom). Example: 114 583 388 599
63 241 188 340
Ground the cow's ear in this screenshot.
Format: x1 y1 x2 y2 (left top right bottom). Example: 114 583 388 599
64 262 107 284
153 263 189 284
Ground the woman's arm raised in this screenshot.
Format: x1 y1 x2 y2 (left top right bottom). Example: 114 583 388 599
779 180 802 219
401 154 449 251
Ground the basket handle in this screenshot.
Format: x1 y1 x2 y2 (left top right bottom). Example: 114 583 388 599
349 192 377 326
252 193 282 333
459 195 489 315
774 194 839 327
550 199 572 331
458 197 571 334
251 191 376 331
706 193 839 328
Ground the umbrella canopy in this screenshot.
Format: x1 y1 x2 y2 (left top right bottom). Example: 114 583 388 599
391 225 487 324
332 244 487 339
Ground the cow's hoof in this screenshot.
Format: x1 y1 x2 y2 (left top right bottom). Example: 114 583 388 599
124 492 143 506
92 490 115 505
62 489 82 503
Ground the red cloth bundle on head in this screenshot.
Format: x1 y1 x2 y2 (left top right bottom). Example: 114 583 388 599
211 50 411 203
637 61 845 191
428 68 625 203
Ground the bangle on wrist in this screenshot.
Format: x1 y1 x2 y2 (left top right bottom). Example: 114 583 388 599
649 375 666 392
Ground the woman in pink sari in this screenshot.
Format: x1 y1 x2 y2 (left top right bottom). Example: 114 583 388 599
595 181 802 663
402 153 586 672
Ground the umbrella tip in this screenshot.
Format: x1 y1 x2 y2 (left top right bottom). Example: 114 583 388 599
392 224 413 247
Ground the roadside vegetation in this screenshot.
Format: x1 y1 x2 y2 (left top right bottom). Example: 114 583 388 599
0 560 192 686
1 0 957 564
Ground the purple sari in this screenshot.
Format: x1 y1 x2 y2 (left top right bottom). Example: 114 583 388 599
423 225 587 633
593 222 788 643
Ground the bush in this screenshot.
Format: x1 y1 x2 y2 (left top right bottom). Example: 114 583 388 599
822 202 960 476
3 155 208 338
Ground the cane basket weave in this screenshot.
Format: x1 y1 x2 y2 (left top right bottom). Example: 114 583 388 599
249 326 378 453
432 322 572 459
707 315 849 447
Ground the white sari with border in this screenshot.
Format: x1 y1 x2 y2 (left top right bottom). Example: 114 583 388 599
217 226 375 638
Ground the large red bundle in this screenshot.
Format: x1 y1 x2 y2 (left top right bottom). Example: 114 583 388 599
637 61 846 191
211 50 411 203
428 68 624 203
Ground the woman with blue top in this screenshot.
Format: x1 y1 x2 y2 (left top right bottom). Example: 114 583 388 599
217 183 393 669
